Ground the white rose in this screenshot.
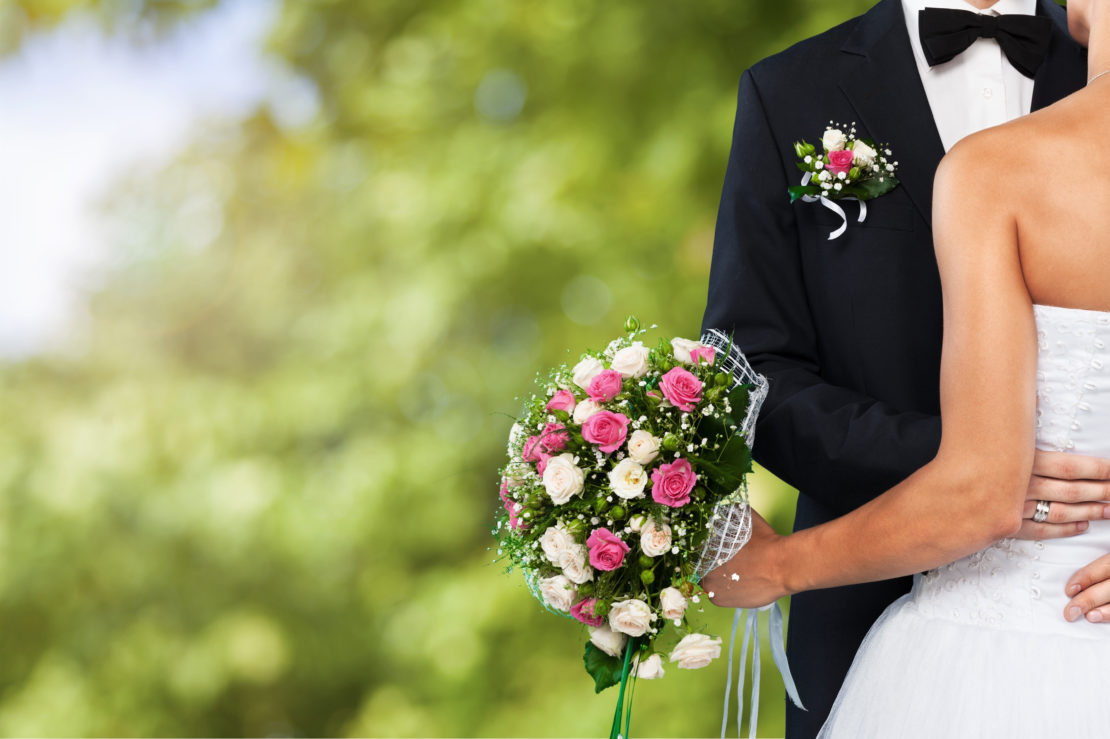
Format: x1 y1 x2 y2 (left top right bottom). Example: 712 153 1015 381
633 653 665 680
851 140 876 167
610 342 650 378
572 399 603 424
608 598 653 637
589 625 627 658
608 458 648 500
627 429 661 465
542 453 585 505
627 514 647 532
539 524 576 564
669 633 722 670
659 587 688 621
572 356 606 390
670 337 706 365
539 574 576 612
640 518 673 558
822 128 847 152
560 544 594 584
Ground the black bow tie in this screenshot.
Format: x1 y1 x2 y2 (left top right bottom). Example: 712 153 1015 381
919 8 1053 78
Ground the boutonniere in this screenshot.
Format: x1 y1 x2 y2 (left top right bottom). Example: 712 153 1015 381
788 122 900 240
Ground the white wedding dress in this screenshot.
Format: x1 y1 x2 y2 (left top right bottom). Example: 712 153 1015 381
819 303 1110 738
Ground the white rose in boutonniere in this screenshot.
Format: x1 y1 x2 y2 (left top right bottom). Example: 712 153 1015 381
822 128 847 151
851 139 877 167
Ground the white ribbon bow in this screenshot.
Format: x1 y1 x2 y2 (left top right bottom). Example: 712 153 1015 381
799 171 868 240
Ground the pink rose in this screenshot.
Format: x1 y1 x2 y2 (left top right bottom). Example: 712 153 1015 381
650 458 697 508
546 389 577 413
499 479 525 530
827 149 855 176
586 527 630 571
690 346 716 366
536 454 552 476
522 435 544 463
540 422 569 453
571 598 605 627
659 367 703 412
581 411 630 454
587 369 624 403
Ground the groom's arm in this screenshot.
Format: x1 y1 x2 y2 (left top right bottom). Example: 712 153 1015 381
702 68 941 516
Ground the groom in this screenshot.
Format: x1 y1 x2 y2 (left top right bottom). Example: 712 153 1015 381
701 1 1094 736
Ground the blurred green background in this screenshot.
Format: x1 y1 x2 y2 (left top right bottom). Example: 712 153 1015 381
0 1 885 736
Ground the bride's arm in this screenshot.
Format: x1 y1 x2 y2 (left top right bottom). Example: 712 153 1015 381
706 134 1038 604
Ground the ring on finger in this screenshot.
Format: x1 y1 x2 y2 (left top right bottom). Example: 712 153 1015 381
1033 500 1051 524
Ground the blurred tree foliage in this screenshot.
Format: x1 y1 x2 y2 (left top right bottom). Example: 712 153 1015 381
1 0 882 736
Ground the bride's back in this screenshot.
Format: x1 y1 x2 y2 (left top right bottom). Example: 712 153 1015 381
998 85 1110 311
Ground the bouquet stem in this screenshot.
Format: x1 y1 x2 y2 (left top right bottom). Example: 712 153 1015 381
609 638 641 739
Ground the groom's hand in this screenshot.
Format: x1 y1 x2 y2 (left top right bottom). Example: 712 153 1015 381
1015 450 1110 540
1064 553 1110 624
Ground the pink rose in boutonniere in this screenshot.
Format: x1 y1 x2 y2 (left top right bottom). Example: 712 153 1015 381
788 121 901 240
827 149 855 177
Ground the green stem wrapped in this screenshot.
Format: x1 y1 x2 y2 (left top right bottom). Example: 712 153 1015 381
608 638 640 739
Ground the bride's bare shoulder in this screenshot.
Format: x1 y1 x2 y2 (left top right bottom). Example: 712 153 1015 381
939 93 1093 181
935 103 1080 207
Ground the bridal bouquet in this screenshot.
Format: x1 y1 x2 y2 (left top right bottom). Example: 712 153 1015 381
493 318 764 737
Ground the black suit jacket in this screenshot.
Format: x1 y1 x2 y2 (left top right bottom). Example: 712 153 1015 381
701 1 1085 736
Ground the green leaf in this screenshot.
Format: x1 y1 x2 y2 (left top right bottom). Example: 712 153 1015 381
850 175 900 201
726 384 751 419
787 185 820 203
584 641 624 694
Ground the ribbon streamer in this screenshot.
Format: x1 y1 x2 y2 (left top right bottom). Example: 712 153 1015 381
720 603 806 739
799 171 868 240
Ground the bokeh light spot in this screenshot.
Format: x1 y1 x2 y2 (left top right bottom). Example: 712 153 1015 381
473 68 526 123
560 274 612 326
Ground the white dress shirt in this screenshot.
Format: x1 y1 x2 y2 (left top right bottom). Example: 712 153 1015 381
901 0 1038 151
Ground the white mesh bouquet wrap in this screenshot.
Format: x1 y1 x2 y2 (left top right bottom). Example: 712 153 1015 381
692 329 769 581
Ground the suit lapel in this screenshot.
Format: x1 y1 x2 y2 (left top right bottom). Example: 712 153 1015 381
838 0 945 229
1031 0 1088 111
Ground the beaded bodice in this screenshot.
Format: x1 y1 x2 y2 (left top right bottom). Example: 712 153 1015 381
910 304 1110 638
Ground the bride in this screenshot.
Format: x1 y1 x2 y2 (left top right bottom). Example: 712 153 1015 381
704 1 1110 736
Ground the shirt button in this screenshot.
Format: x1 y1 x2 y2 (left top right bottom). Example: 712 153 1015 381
982 88 994 99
